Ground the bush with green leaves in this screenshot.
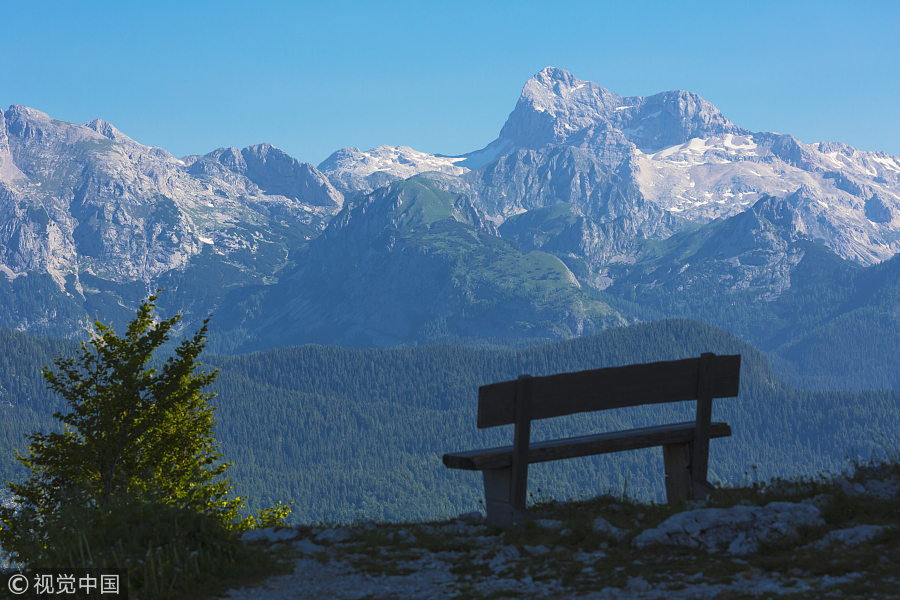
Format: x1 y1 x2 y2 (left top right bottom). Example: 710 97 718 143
0 293 293 595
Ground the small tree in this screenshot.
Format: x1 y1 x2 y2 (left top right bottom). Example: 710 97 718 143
0 293 255 566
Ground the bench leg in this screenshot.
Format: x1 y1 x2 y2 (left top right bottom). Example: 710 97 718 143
664 442 717 502
483 468 528 528
692 478 716 500
663 442 693 502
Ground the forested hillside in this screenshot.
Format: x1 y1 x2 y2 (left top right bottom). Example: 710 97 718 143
0 329 77 486
2 320 899 525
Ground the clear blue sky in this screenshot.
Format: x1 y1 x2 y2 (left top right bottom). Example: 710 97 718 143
3 0 898 166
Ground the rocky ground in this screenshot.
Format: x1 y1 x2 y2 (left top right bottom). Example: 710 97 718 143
222 463 900 600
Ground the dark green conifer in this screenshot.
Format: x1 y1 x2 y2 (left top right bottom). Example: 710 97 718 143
0 292 254 566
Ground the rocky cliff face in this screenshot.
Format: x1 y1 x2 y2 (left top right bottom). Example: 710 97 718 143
318 67 900 266
0 106 342 282
446 68 900 266
608 195 816 302
630 131 900 265
0 105 341 336
495 66 744 157
185 143 343 208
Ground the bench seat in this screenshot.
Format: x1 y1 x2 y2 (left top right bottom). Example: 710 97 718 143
443 421 732 471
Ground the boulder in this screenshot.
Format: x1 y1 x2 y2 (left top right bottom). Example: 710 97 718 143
632 502 823 555
314 527 352 544
241 527 301 543
293 538 325 554
807 525 889 549
592 517 628 542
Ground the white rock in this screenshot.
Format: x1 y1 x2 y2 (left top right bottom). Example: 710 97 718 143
862 477 900 500
632 501 823 555
592 517 628 541
535 519 564 530
832 476 900 499
808 525 888 549
239 529 266 543
626 575 650 590
802 494 834 510
293 538 325 554
574 549 606 562
240 527 300 543
487 545 521 574
314 527 352 544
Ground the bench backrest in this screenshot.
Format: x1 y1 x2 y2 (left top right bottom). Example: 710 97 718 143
477 353 741 429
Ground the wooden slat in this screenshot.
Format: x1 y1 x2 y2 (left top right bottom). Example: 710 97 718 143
443 422 732 471
477 354 740 428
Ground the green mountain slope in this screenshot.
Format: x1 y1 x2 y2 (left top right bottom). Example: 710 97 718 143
769 252 900 390
226 177 626 350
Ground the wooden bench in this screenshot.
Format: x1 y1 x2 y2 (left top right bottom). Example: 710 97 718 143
442 353 741 527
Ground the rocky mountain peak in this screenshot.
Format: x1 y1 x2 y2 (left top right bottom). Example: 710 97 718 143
317 145 470 198
207 146 248 172
751 195 808 238
82 118 174 160
4 105 51 123
0 109 26 181
522 67 621 112
621 89 746 152
240 143 343 207
498 67 622 151
3 105 55 145
83 118 131 144
463 68 745 170
186 143 343 207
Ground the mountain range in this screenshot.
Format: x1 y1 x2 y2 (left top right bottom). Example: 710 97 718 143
1 67 898 389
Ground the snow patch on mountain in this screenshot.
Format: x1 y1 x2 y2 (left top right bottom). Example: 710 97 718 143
318 145 469 180
628 130 900 263
455 138 517 169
